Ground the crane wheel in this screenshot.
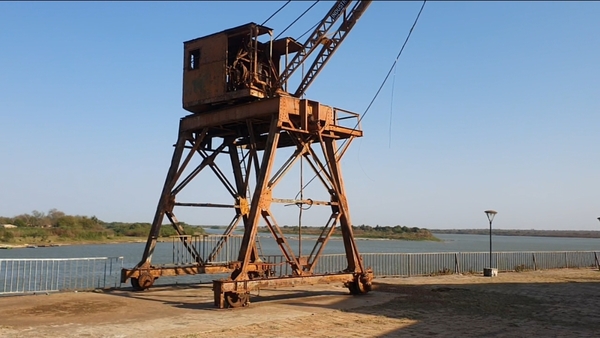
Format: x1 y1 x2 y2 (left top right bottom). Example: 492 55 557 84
131 277 142 290
348 278 371 295
131 272 155 291
225 292 250 308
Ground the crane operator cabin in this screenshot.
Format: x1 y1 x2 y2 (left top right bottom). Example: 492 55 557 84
182 23 302 114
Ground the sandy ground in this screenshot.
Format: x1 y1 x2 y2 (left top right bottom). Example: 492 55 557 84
1 268 599 337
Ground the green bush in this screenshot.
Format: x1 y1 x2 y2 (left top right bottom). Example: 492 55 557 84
1 229 15 242
1 209 204 242
105 222 204 238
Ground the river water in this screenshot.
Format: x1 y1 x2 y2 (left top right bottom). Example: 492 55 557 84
2 233 599 269
1 233 599 286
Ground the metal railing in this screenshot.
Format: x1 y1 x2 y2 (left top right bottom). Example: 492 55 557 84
333 106 362 131
171 234 243 265
2 251 598 294
360 251 600 277
0 257 123 295
313 251 600 277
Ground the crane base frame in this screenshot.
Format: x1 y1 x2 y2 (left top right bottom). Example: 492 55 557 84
130 94 372 307
213 270 374 308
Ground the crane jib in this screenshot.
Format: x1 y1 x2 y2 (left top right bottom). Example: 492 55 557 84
331 0 350 21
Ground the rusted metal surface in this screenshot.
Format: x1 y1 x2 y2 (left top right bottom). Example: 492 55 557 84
128 0 373 306
283 1 372 97
182 23 277 113
121 234 245 289
121 264 234 290
181 1 370 113
212 272 372 308
129 95 371 298
180 96 363 140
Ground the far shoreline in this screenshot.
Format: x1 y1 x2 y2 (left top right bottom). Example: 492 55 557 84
1 233 437 249
431 229 600 239
0 238 165 250
4 229 599 249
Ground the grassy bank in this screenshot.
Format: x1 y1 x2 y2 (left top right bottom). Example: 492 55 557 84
258 225 440 241
0 210 204 247
0 235 150 248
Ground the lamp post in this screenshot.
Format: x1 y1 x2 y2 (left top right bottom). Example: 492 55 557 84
485 210 497 276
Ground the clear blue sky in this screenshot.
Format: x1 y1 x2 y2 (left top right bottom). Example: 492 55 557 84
1 1 599 230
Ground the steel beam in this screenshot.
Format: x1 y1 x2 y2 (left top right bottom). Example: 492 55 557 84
213 272 359 308
127 96 371 303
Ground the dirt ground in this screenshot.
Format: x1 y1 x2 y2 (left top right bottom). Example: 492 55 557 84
1 268 599 337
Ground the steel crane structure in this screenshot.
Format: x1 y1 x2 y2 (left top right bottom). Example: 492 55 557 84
121 0 373 308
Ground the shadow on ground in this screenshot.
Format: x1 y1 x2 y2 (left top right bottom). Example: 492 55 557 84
104 269 600 337
4 269 599 337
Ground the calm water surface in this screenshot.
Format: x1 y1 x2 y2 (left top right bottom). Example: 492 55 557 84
2 233 598 285
2 233 599 267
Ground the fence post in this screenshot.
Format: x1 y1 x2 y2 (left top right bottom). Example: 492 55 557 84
565 252 569 268
408 254 411 277
595 252 599 271
454 253 460 274
532 253 537 271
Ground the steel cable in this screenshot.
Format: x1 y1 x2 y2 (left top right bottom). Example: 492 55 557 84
358 0 427 123
294 0 427 198
275 1 320 40
261 1 292 26
296 20 321 41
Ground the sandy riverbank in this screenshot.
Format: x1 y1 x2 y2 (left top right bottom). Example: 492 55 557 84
0 239 158 249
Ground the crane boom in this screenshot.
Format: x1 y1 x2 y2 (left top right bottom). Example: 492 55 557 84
293 0 371 97
277 0 371 97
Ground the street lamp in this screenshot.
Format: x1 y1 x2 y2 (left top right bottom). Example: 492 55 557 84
484 210 497 277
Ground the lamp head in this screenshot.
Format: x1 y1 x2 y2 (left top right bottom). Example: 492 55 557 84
485 210 497 223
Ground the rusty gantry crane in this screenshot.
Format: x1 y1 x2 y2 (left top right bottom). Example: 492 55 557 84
122 0 373 308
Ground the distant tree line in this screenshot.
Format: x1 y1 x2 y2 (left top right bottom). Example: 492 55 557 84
273 224 438 241
104 221 202 238
351 224 437 240
352 224 426 233
0 208 68 228
0 209 204 243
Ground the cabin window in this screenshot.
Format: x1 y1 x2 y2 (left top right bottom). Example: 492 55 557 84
189 49 200 70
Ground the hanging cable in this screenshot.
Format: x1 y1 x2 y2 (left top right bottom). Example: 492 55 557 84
293 0 427 198
388 65 397 148
261 0 292 26
296 20 321 41
275 1 320 40
358 0 426 123
298 155 303 257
